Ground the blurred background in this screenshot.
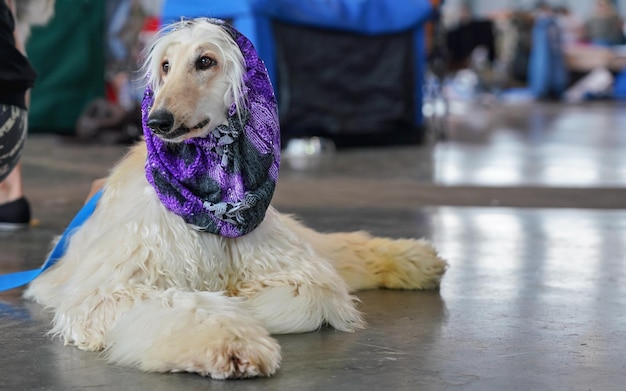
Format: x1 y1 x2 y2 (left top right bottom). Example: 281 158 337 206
21 0 626 149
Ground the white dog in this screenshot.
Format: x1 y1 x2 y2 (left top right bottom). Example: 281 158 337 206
25 19 447 380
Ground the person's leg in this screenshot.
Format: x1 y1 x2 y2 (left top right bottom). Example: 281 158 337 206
0 104 30 230
0 163 24 204
0 102 27 187
0 162 30 230
0 163 30 230
0 1 33 229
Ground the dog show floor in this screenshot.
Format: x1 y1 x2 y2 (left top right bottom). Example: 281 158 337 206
2 101 626 390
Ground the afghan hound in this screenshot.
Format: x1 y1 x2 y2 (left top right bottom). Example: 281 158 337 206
25 18 447 379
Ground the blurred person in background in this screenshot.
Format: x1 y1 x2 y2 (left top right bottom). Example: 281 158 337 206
583 0 625 46
554 5 583 47
0 0 54 230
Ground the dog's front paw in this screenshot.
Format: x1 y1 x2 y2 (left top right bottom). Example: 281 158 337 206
104 294 282 379
200 331 282 379
108 320 282 379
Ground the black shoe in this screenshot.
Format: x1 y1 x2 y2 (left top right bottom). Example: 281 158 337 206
0 197 31 231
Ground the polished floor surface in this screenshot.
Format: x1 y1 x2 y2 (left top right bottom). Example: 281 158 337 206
1 100 626 390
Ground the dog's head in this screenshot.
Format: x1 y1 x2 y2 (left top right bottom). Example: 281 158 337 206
142 19 245 142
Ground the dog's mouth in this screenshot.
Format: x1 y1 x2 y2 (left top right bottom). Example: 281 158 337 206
159 118 211 141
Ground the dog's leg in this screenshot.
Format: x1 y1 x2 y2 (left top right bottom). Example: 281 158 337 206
28 264 281 379
281 214 448 292
240 268 365 334
26 235 281 378
224 209 365 334
104 290 281 379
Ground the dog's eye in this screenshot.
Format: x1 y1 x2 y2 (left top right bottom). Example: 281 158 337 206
196 56 217 70
161 61 170 74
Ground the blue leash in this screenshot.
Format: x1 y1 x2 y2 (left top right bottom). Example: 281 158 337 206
0 189 103 291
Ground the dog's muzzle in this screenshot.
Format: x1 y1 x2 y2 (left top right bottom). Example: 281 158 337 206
147 110 175 135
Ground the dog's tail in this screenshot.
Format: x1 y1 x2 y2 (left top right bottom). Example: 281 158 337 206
283 217 448 292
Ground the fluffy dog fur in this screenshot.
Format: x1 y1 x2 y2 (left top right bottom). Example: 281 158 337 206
25 19 448 379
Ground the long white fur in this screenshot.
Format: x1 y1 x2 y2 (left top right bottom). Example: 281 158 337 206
24 19 447 380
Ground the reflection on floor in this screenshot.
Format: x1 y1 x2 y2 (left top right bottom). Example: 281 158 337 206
1 101 625 390
438 102 626 186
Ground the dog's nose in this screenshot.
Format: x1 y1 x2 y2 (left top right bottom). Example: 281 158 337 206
147 110 174 134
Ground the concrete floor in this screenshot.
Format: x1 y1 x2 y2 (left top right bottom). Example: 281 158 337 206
1 100 626 390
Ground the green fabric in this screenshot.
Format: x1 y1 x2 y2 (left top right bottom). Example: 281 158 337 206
26 0 105 134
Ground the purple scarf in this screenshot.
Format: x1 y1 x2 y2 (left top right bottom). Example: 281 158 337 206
142 20 280 238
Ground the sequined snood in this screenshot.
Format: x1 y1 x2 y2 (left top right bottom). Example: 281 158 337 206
142 20 280 238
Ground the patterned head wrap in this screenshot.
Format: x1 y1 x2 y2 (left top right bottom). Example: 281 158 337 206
142 19 280 238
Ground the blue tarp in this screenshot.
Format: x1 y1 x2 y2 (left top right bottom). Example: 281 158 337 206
251 0 433 35
160 0 432 130
162 0 432 34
